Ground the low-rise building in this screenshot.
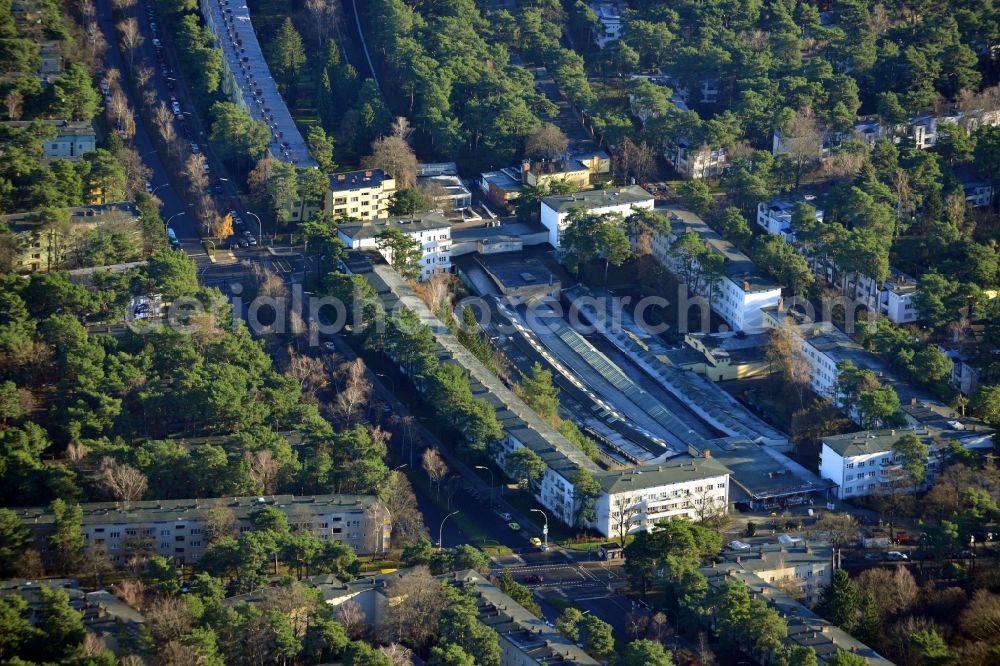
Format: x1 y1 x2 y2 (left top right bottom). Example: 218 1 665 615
325 169 396 221
640 207 783 332
961 175 995 208
15 494 391 566
2 120 96 160
337 213 451 281
521 158 592 190
2 202 142 273
677 331 771 381
588 2 624 48
701 564 893 664
478 168 524 209
416 163 473 211
540 185 654 248
755 195 823 243
664 140 728 180
719 542 834 605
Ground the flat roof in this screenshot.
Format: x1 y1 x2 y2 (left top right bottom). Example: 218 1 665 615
666 206 779 292
205 0 316 167
338 213 450 241
1 119 94 135
14 494 380 526
595 456 731 494
690 437 833 500
720 542 834 574
481 169 524 194
329 169 391 192
541 186 652 213
474 252 562 291
818 421 994 458
3 202 141 233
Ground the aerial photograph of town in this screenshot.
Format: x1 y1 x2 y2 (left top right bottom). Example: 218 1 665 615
2 0 1000 663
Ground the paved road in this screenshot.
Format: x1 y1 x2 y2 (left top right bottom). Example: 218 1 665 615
95 0 194 249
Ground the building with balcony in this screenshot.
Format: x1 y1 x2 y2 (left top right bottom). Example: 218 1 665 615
961 175 995 208
663 140 728 180
15 494 391 566
719 542 834 605
755 195 823 243
520 158 592 190
639 207 783 332
325 169 396 221
540 186 654 248
337 213 451 281
416 162 473 211
588 2 625 48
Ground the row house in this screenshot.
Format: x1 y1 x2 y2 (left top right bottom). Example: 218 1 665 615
337 213 451 281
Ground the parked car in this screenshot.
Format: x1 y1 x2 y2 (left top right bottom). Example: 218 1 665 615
171 101 181 116
150 21 157 32
508 522 520 531
152 38 161 48
498 511 512 522
523 574 544 584
885 551 909 561
145 181 153 193
530 537 542 547
190 142 200 153
728 540 752 551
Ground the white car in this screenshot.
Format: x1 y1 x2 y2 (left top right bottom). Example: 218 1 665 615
498 511 512 522
728 540 752 551
190 142 200 153
152 38 161 48
171 101 181 115
145 181 153 193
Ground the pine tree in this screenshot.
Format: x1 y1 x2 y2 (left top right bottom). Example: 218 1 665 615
855 592 881 648
816 569 859 631
521 362 559 421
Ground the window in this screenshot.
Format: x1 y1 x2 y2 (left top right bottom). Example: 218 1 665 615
191 541 201 548
110 531 121 539
190 528 201 535
161 530 170 536
125 529 137 537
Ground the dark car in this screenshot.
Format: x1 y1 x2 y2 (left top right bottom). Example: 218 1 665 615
523 574 544 584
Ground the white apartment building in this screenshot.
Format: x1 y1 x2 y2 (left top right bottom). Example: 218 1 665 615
338 213 451 281
593 457 731 538
819 427 952 499
755 196 823 243
641 207 783 331
2 120 96 160
756 196 921 324
540 186 654 248
664 140 728 180
325 169 396 221
16 494 391 566
962 177 995 208
588 2 624 48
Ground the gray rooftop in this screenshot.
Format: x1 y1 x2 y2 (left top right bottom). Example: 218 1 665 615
338 213 450 242
666 206 779 293
690 437 834 501
329 169 392 192
541 185 652 213
720 542 833 575
595 455 731 494
0 119 95 136
203 0 316 167
14 494 380 527
481 169 524 194
820 420 995 458
702 566 894 664
3 202 141 233
473 252 562 291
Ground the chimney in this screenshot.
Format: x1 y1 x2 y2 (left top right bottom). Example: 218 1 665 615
337 174 345 182
703 449 711 458
365 170 373 178
743 280 751 291
911 397 917 405
777 297 784 311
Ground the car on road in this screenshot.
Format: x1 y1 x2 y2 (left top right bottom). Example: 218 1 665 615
498 511 512 522
523 574 544 584
508 522 520 531
150 22 157 32
152 38 161 48
190 142 200 154
323 342 337 351
530 537 542 547
885 551 909 561
728 540 752 551
171 101 181 116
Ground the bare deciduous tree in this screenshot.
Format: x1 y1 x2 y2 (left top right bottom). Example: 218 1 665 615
375 566 446 646
334 358 372 423
4 90 23 120
154 102 177 155
856 567 918 619
116 18 143 71
783 107 823 188
615 137 656 184
335 599 367 638
286 348 327 401
421 447 448 500
304 0 338 47
134 65 153 90
184 153 209 193
379 644 413 666
362 130 418 188
147 596 194 642
245 450 280 494
524 123 569 160
380 471 426 548
99 457 148 506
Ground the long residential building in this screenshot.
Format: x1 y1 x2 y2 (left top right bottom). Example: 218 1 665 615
540 186 654 248
756 196 921 324
1 119 96 160
819 422 994 500
15 494 391 566
365 264 732 536
338 213 451 281
636 206 783 332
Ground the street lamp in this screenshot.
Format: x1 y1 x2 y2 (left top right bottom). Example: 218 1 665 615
245 210 263 244
393 463 407 471
438 510 459 551
531 508 549 551
150 183 169 195
475 465 494 508
165 211 185 228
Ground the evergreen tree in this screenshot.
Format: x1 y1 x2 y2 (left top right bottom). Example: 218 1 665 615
816 569 859 631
